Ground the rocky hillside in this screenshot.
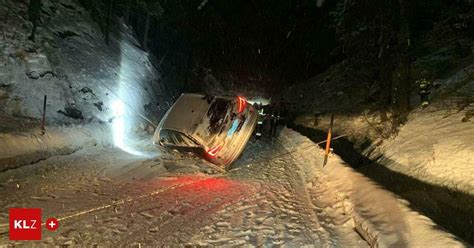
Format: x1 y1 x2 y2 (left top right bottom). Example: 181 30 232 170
0 0 172 133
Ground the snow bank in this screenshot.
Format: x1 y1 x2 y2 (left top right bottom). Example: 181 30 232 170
279 128 465 247
0 125 111 172
371 104 474 195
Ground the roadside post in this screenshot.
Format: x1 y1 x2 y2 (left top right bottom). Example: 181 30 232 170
323 114 334 167
41 95 46 135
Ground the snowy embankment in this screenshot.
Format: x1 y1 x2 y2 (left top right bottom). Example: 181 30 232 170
0 125 110 172
371 104 474 195
293 101 474 197
363 60 474 195
279 129 465 247
0 0 170 166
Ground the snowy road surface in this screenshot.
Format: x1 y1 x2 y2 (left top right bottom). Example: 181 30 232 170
0 129 465 247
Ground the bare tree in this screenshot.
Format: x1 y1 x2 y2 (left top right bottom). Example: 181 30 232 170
28 0 41 41
104 0 114 45
396 0 412 118
143 12 150 50
139 0 162 51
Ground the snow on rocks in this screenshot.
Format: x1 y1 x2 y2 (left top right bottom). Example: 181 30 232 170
0 0 171 128
0 88 7 99
24 52 55 79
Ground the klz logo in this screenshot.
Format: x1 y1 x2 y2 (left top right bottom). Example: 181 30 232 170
9 208 42 240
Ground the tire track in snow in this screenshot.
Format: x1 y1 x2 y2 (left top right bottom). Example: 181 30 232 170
276 133 370 247
113 177 258 246
215 138 337 246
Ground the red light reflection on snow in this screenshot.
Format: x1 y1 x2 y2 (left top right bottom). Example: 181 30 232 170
138 175 256 217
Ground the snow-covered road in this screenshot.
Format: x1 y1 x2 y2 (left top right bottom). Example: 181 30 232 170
0 129 466 247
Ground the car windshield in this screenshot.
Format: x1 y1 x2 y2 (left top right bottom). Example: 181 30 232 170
160 129 198 147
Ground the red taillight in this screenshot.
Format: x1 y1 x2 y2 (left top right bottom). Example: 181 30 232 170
207 145 222 157
237 96 247 113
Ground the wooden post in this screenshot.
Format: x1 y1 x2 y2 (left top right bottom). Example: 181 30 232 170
323 114 334 167
41 95 47 134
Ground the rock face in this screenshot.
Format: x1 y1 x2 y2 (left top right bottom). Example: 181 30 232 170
57 106 84 120
24 52 54 79
0 71 14 87
0 0 174 128
0 89 7 99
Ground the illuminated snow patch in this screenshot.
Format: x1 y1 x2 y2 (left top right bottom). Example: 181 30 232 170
111 99 146 157
106 33 160 158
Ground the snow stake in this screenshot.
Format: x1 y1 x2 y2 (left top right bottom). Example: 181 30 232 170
41 95 47 135
323 114 334 167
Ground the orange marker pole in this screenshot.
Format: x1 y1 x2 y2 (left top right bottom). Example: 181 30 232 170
323 114 334 167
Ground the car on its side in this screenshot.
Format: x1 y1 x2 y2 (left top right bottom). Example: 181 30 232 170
153 93 258 168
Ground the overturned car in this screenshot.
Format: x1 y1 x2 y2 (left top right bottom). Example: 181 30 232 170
153 93 258 168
